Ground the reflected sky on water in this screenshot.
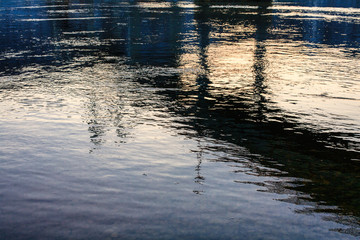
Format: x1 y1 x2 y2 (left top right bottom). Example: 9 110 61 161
0 0 360 239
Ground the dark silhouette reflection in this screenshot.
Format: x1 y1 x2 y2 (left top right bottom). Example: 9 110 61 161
1 0 360 238
31 0 360 230
191 2 360 236
127 0 184 66
252 4 270 122
87 99 107 149
128 0 360 235
66 1 360 232
193 140 205 195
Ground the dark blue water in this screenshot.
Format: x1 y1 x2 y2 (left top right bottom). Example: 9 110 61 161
0 0 360 239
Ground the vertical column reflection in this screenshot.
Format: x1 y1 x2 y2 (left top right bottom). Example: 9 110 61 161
252 3 272 122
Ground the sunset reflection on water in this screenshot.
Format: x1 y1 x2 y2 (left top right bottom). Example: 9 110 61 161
0 0 360 239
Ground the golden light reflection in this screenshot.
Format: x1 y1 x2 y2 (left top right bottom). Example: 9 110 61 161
175 3 360 141
266 40 360 132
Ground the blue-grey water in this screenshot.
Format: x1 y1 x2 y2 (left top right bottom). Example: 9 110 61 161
1 0 360 239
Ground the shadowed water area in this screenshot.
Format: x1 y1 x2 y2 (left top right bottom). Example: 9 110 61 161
0 0 360 239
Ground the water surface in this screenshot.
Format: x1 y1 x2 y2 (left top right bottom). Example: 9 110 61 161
1 0 360 239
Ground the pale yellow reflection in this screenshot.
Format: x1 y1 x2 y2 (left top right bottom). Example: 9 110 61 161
266 40 360 134
177 17 360 138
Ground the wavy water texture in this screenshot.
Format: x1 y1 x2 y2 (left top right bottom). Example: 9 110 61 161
0 0 360 239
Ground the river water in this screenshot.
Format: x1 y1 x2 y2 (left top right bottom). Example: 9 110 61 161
0 0 360 239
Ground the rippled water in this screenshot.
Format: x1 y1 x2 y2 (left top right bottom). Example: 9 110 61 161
1 0 360 239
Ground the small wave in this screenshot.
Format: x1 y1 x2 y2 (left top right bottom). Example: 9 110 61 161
6 3 92 10
270 6 360 14
63 30 106 35
18 17 109 22
209 5 259 9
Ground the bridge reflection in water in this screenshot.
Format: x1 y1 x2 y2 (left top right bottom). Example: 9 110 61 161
0 0 360 239
124 0 360 235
